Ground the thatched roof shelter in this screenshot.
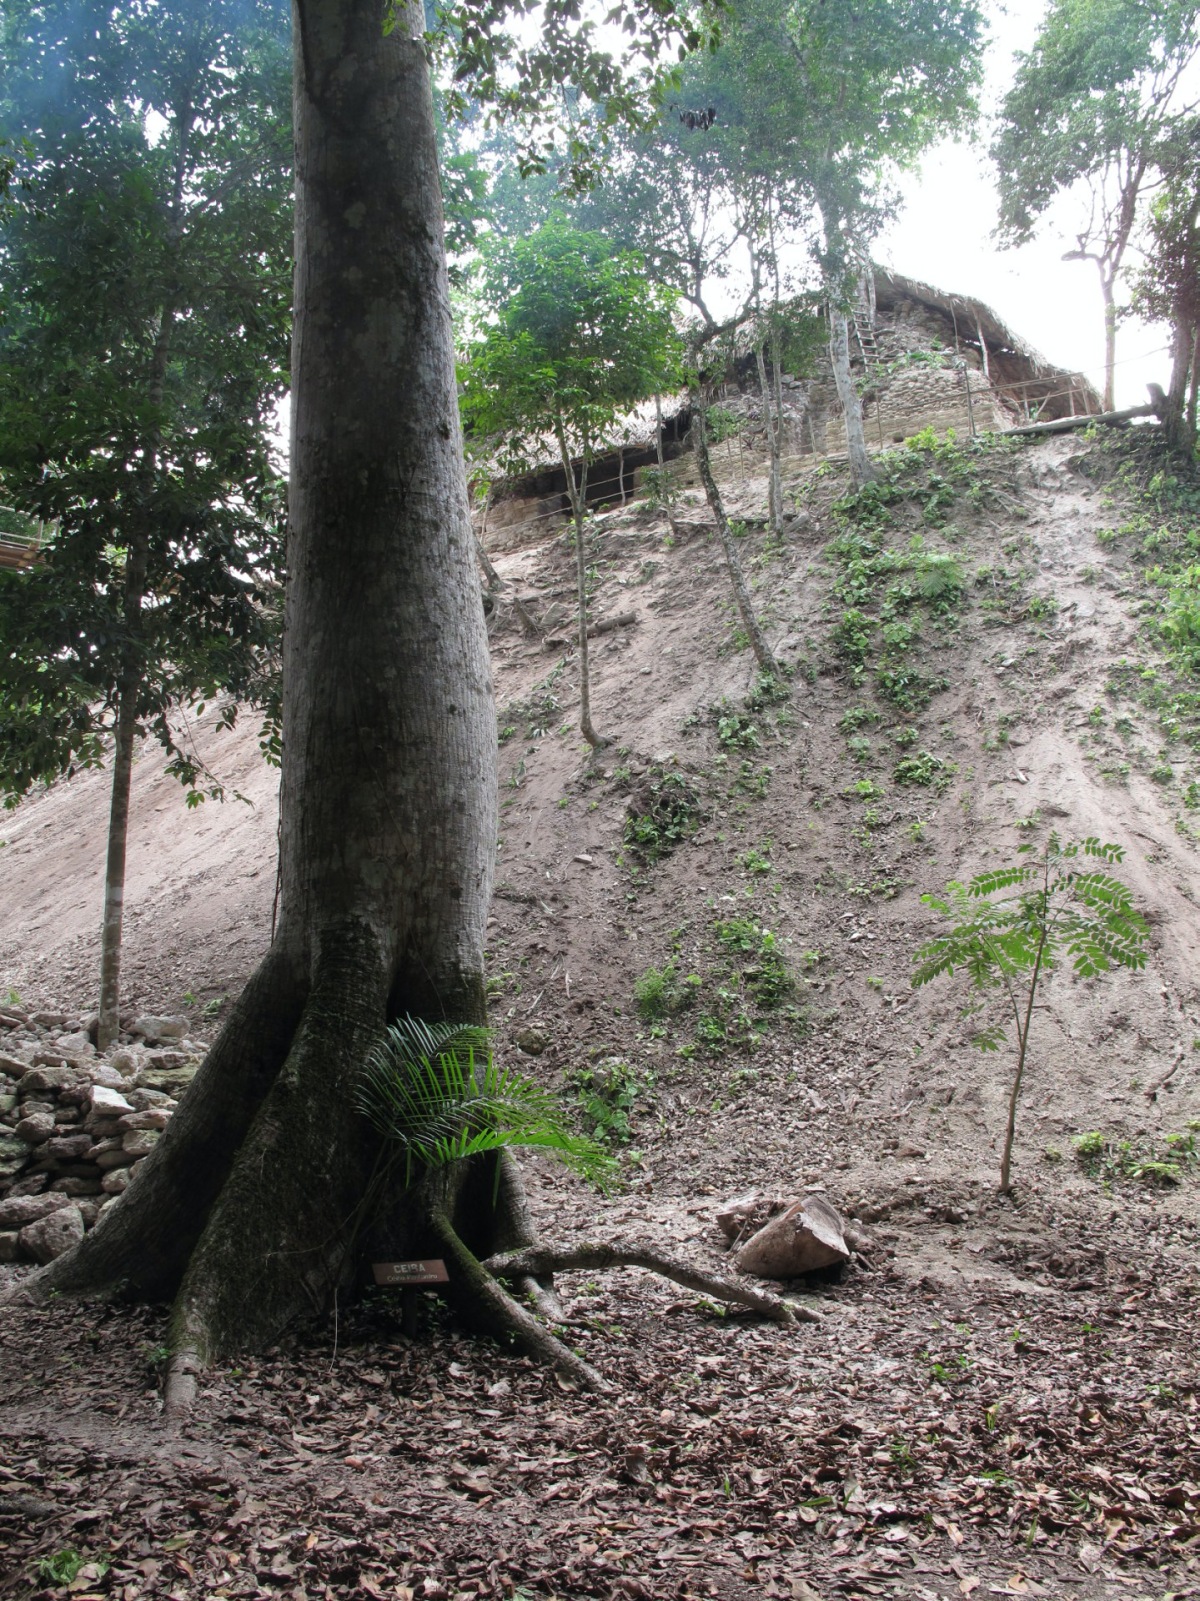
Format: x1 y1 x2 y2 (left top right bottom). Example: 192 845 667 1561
872 269 1102 420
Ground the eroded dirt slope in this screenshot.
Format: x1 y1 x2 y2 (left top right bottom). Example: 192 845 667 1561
3 431 1199 1599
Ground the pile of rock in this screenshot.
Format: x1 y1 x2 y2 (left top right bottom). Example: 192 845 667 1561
0 1004 207 1266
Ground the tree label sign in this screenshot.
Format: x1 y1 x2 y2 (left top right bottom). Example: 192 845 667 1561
372 1259 449 1286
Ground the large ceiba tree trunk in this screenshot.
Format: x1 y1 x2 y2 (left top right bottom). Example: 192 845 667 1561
15 0 521 1375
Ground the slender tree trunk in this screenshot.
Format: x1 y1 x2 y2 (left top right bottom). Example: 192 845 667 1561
18 0 526 1367
770 323 786 511
1100 271 1117 413
95 535 149 1051
558 430 605 749
754 338 782 537
1000 933 1046 1196
474 532 501 593
1187 327 1200 446
828 306 873 488
690 392 778 677
653 392 679 541
1164 314 1197 455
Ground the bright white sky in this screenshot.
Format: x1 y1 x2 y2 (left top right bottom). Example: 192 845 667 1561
877 0 1182 408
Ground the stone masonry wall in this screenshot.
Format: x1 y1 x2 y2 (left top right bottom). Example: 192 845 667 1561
0 1001 202 1264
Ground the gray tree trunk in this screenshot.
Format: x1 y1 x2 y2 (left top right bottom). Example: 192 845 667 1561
770 325 787 513
829 306 873 488
690 395 778 677
96 534 148 1052
754 338 783 537
653 392 679 540
96 107 193 1050
1162 314 1198 455
557 429 605 749
1101 273 1117 414
20 0 521 1366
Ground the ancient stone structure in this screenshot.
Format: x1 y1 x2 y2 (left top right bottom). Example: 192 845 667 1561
0 1002 202 1262
479 268 1102 545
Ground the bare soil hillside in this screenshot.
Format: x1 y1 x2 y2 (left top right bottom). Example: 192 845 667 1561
2 430 1198 1601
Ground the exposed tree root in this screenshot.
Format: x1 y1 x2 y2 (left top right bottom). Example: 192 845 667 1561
431 1206 610 1393
162 1343 203 1422
518 1273 567 1323
483 1241 817 1325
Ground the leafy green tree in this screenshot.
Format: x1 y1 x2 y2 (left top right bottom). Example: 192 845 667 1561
993 0 1200 410
561 124 787 673
0 0 292 1045
912 836 1149 1194
1132 127 1200 452
718 0 983 485
461 224 681 747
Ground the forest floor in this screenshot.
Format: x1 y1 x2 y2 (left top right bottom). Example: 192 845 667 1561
1 427 1198 1601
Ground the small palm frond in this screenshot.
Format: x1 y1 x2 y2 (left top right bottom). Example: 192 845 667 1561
356 1016 617 1191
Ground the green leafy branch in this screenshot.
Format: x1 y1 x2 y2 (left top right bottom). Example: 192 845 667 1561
912 835 1149 1193
356 1016 617 1190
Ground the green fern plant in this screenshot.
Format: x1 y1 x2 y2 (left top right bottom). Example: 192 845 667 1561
912 836 1149 1193
356 1016 617 1190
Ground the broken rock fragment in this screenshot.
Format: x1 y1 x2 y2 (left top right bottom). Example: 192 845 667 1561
18 1202 85 1263
734 1193 850 1278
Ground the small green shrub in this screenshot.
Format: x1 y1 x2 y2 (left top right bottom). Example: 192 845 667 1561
633 961 700 1020
714 917 792 1007
568 1058 654 1144
696 1013 726 1049
746 670 792 712
622 767 702 864
738 842 772 874
1073 1123 1199 1186
847 735 873 763
716 711 761 749
833 607 873 668
914 836 1149 1193
846 777 884 800
877 666 949 711
893 750 953 789
839 705 880 734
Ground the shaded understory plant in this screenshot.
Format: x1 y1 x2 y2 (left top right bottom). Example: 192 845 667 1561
912 836 1149 1193
1074 1124 1200 1187
357 1016 616 1189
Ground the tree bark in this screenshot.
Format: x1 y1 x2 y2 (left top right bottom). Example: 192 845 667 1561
15 0 516 1369
770 323 787 514
690 393 778 677
96 536 148 1052
653 392 679 540
1164 313 1198 455
1101 272 1117 414
557 427 606 749
754 337 783 538
828 306 873 488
